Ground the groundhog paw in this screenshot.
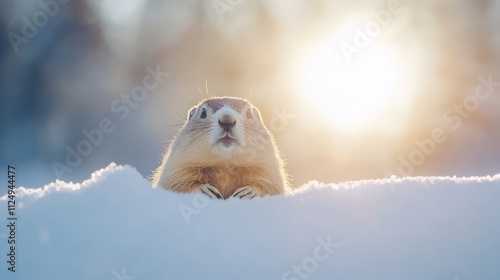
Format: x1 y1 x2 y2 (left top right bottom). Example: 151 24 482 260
231 186 262 199
199 184 223 199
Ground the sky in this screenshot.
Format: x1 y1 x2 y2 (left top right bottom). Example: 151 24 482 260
1 0 499 188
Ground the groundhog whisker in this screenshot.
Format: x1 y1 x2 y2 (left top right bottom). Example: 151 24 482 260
158 124 184 133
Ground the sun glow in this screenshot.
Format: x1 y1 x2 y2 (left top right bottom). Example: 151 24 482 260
297 37 410 134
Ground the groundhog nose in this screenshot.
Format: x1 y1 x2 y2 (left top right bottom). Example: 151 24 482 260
219 115 236 131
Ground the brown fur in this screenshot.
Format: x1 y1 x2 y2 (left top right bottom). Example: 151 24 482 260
152 96 290 199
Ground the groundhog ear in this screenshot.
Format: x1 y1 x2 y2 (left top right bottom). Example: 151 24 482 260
253 107 262 121
188 106 197 120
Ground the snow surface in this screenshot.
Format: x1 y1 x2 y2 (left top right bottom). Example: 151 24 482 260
1 163 500 280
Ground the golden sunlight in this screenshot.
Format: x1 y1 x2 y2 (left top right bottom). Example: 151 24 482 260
296 37 411 134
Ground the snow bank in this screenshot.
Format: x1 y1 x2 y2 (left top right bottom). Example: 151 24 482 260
1 163 500 280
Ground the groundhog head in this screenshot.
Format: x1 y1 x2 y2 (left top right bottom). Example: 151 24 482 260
152 96 289 197
180 97 270 160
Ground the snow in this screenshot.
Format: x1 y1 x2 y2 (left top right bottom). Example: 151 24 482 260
1 163 500 280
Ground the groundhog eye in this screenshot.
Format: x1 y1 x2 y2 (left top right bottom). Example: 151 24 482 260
200 108 207 119
246 108 253 119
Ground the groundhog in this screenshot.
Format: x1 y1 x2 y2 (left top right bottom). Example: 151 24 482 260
152 96 290 199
